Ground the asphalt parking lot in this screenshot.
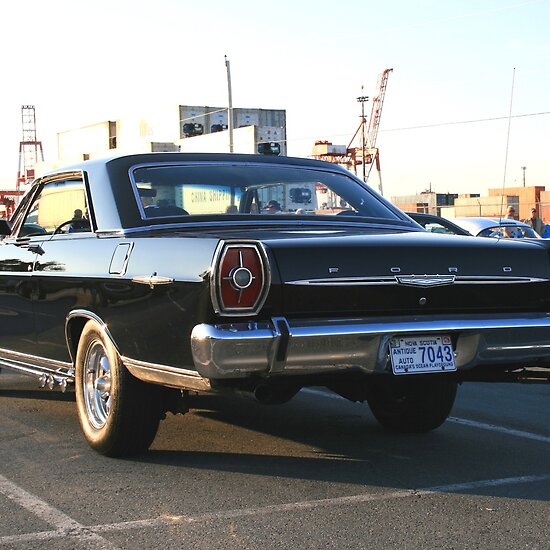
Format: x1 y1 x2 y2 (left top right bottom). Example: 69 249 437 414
0 372 549 549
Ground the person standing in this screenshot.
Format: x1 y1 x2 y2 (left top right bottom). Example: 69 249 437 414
505 205 516 219
524 207 546 237
502 205 518 237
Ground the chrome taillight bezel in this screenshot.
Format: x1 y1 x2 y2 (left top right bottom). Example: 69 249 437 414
210 240 271 317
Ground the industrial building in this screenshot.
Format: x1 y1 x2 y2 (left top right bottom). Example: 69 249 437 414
391 191 460 216
392 185 550 223
21 100 550 226
178 105 286 156
35 105 286 177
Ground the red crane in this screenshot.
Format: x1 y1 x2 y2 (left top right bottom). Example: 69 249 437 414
347 68 392 194
16 105 44 192
312 69 392 195
366 68 393 150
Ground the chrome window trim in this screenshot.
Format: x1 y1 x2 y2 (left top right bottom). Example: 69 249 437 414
95 229 125 237
11 171 93 238
48 232 96 241
116 219 414 235
127 160 401 223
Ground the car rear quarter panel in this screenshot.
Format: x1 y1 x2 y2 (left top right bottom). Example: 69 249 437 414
34 234 220 369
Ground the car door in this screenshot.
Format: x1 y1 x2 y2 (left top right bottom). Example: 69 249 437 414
0 236 40 356
0 187 41 355
20 176 95 362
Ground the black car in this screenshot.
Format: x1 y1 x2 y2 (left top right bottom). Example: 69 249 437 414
407 212 472 236
1 153 549 457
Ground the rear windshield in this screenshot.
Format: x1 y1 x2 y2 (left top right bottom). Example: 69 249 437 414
130 164 400 221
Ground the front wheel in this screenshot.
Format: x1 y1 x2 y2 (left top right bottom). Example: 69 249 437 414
366 375 457 433
75 320 162 457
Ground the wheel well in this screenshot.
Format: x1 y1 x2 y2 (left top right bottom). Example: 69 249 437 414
66 316 89 363
66 312 121 365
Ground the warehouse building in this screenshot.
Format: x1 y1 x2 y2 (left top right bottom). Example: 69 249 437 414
35 105 286 176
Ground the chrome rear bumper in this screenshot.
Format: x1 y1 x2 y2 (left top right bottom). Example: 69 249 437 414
190 313 550 379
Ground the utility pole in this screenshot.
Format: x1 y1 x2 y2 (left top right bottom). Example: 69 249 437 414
225 55 234 153
357 92 369 183
521 166 526 187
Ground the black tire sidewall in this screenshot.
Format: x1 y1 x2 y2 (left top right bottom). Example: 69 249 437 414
75 320 161 456
366 375 457 433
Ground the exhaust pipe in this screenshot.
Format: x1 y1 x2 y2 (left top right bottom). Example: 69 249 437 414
38 374 70 392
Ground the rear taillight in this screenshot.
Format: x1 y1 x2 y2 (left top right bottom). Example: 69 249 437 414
211 242 270 316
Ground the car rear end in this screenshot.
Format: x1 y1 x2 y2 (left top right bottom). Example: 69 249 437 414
192 229 550 385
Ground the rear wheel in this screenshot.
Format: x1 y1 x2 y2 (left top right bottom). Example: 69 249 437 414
75 320 163 457
366 375 457 433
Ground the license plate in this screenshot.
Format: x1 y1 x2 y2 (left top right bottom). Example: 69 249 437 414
389 335 456 375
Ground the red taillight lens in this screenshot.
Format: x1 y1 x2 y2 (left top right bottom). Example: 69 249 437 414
212 242 270 315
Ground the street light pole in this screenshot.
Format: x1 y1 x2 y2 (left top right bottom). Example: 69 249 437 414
521 166 526 187
225 55 234 153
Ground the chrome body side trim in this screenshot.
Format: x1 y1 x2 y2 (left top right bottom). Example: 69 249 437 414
0 348 74 388
190 313 550 379
65 311 211 391
0 347 72 372
65 309 121 363
132 275 175 288
122 356 211 391
286 275 547 286
396 275 456 287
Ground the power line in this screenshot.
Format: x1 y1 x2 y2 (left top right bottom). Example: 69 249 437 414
282 110 550 147
381 110 550 133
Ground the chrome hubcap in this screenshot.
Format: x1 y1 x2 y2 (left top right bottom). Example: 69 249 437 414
83 340 111 429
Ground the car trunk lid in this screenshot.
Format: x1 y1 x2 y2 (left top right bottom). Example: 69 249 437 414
263 231 550 316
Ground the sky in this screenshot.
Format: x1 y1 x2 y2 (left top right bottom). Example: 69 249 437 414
1 0 549 199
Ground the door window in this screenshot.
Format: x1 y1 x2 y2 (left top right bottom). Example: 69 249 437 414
19 179 90 237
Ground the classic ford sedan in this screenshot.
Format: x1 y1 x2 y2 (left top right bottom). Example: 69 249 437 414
1 152 549 457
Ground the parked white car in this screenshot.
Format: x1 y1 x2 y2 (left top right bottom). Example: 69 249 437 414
449 217 541 239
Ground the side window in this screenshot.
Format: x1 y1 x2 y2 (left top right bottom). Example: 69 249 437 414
425 222 454 235
19 179 90 237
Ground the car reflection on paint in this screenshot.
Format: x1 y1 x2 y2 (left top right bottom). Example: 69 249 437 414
449 217 541 239
406 212 472 236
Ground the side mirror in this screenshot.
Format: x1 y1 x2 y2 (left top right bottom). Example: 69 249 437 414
0 219 12 236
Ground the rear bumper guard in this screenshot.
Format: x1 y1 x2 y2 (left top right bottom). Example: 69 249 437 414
190 313 550 379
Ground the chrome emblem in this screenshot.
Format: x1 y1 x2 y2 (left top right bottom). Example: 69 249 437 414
396 275 456 287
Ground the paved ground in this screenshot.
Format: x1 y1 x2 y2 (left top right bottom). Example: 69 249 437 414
0 372 548 549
